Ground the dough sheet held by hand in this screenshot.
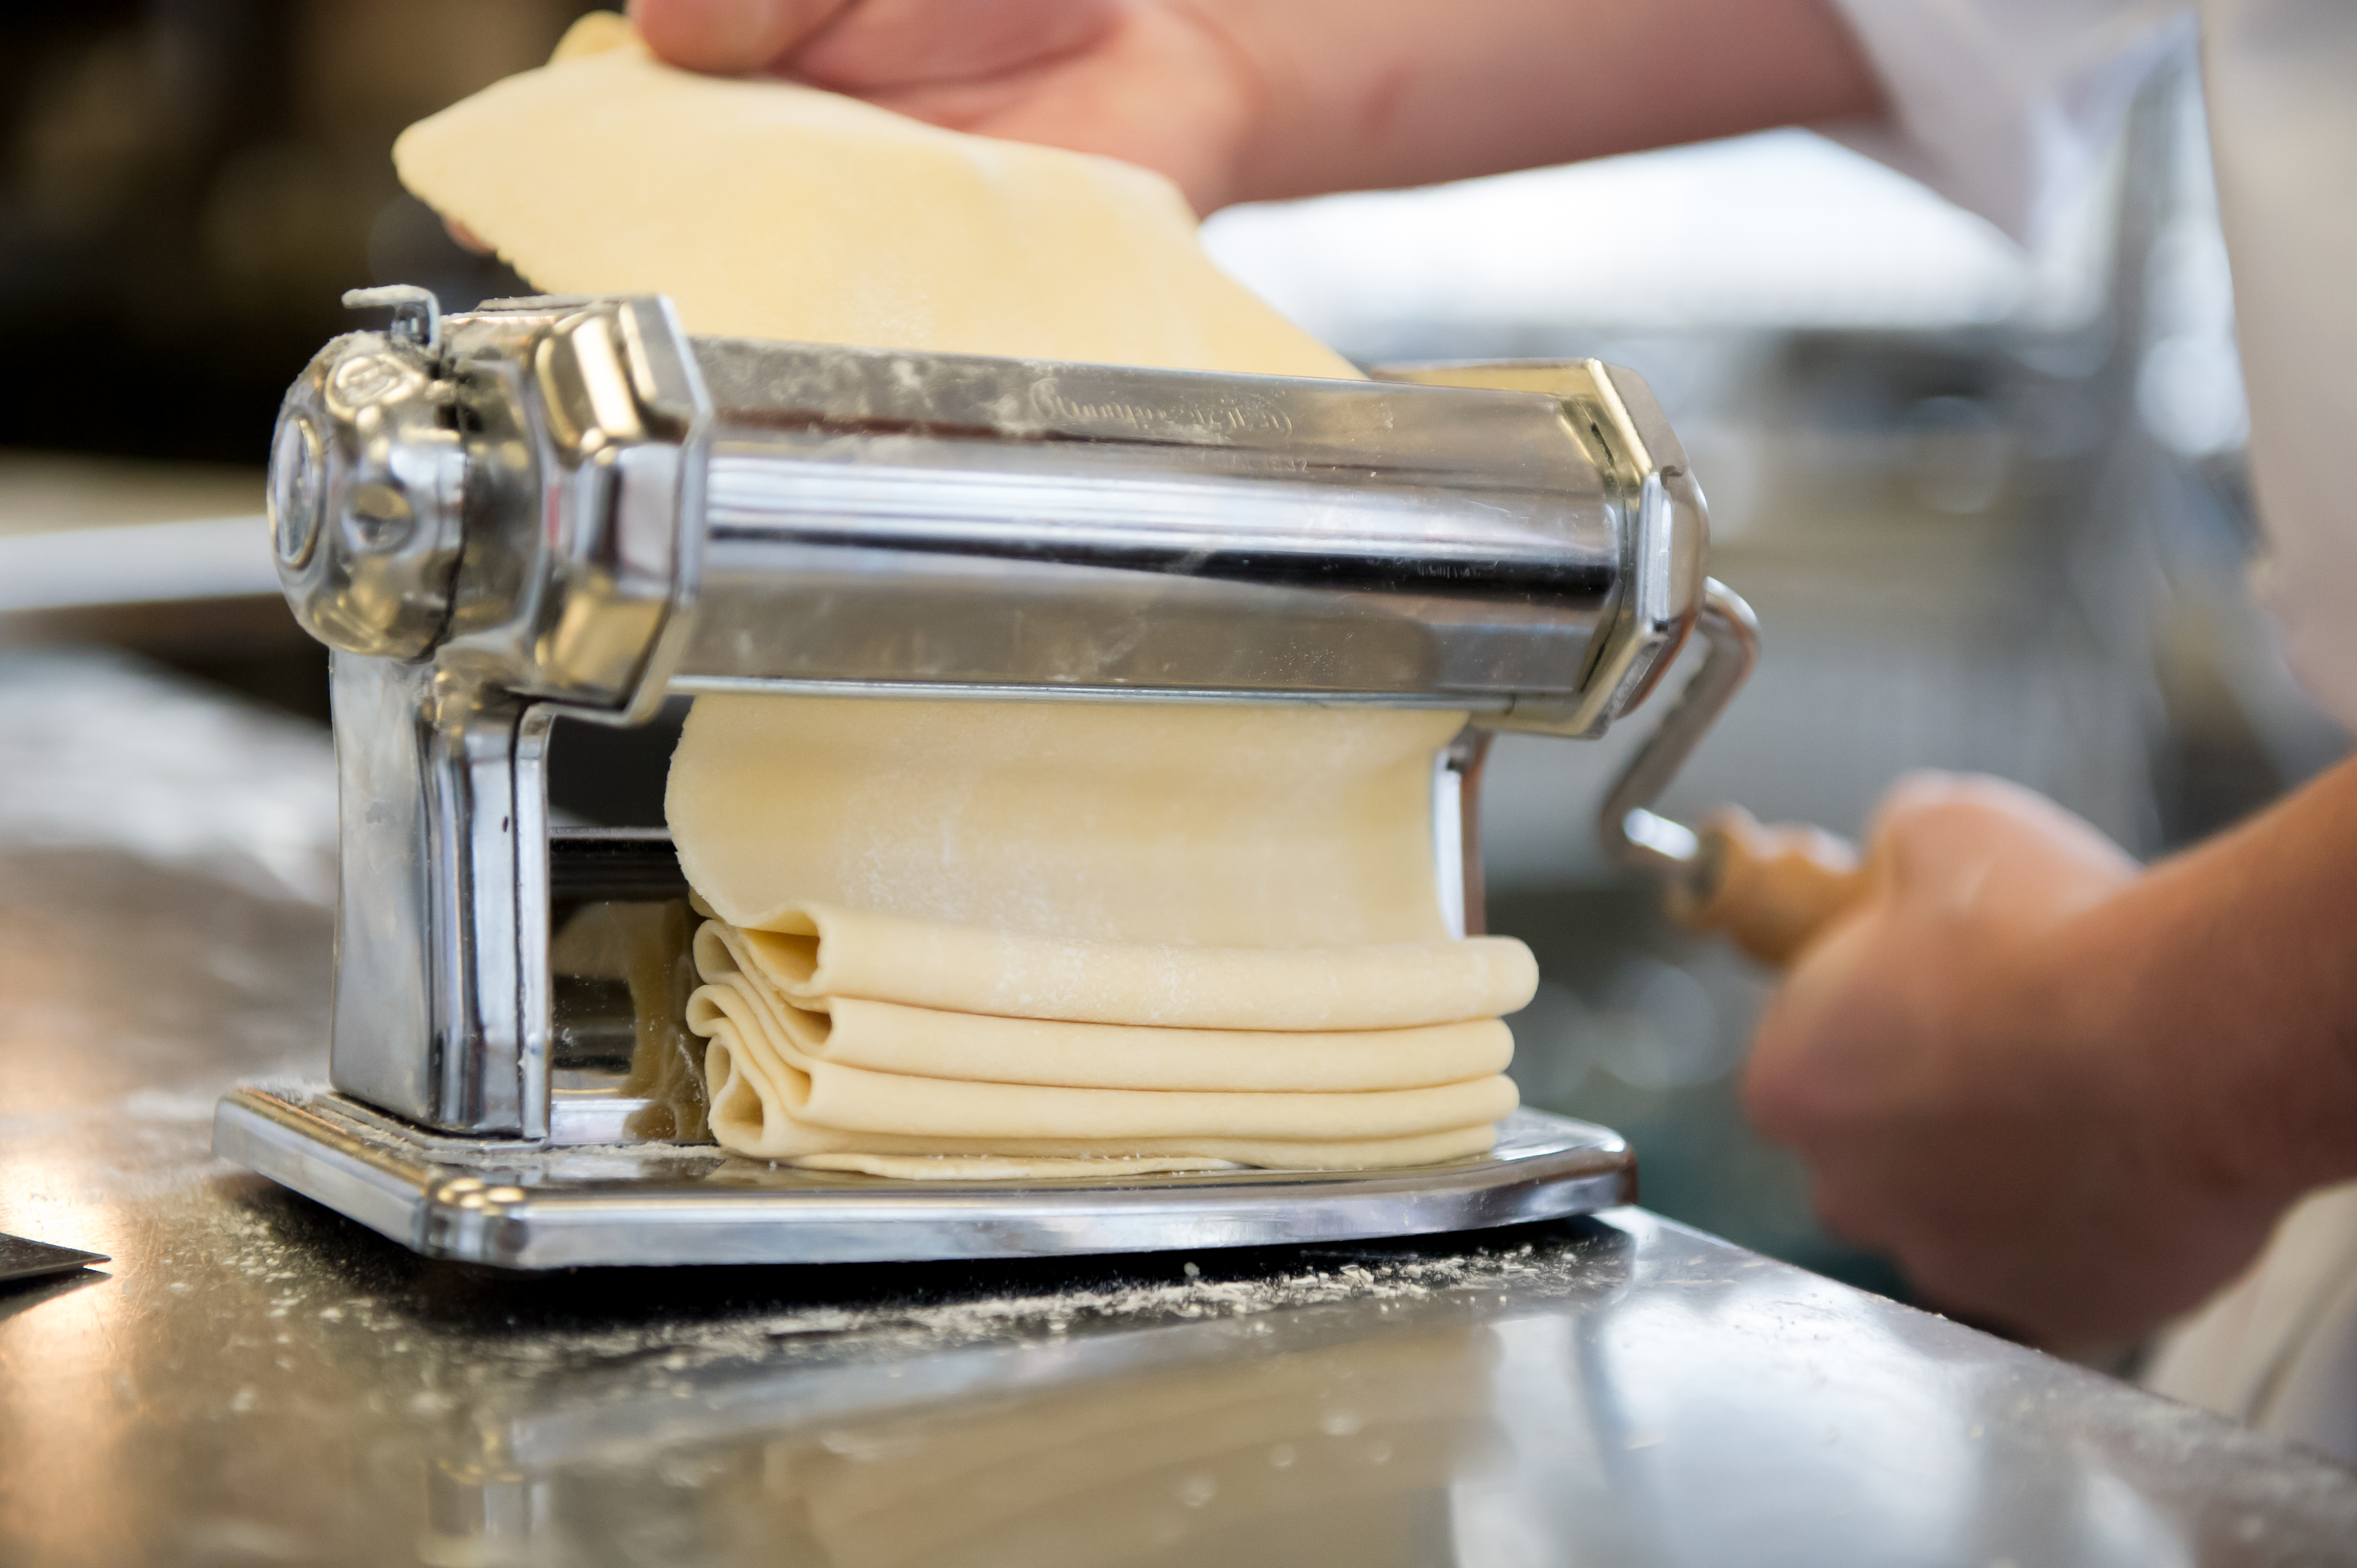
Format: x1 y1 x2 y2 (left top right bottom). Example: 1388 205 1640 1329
397 18 1532 1174
391 17 1357 379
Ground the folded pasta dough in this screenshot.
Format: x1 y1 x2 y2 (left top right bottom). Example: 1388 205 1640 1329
707 1123 1504 1170
668 698 1530 1170
712 909 1538 1034
708 1039 1515 1142
791 1154 1246 1180
695 1072 1509 1168
688 916 1519 1167
689 920 1515 1090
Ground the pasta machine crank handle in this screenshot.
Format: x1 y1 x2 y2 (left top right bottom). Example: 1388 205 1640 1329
1595 580 1871 966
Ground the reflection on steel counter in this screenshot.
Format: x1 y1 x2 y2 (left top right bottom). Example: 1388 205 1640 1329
433 1306 1525 1567
760 1332 1501 1566
8 637 2357 1568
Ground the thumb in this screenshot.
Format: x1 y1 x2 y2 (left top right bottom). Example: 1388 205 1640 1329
631 0 850 75
1871 773 2137 929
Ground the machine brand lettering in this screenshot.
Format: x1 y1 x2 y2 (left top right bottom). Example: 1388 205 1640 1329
1030 381 1295 440
331 353 410 408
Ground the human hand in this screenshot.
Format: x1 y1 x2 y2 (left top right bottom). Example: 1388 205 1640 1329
626 0 1263 210
624 0 1885 215
1742 773 2292 1352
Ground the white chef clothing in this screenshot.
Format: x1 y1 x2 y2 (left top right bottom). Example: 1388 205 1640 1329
1824 0 2357 1464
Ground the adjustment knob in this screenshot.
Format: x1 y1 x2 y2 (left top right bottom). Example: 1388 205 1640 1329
269 331 466 659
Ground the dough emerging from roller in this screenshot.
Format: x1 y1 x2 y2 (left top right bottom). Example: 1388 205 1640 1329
670 700 1532 1172
671 697 1466 948
397 18 1530 1175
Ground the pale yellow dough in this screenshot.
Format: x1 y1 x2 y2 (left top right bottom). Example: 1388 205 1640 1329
398 19 1527 1174
392 19 1356 379
792 1153 1244 1180
672 712 1530 1167
686 1103 1505 1170
670 697 1468 947
687 915 1519 1162
694 918 1533 1060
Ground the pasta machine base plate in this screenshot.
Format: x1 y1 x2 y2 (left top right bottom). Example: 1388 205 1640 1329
213 1086 1635 1270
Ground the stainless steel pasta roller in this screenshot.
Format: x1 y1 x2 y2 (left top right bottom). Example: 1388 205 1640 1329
214 286 1759 1267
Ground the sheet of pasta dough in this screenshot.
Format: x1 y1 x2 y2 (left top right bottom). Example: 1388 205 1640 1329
393 18 1357 379
702 911 1538 1038
397 18 1525 1173
688 915 1522 1164
670 697 1466 947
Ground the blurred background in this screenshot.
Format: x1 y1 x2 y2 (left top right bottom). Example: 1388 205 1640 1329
1 3 2341 1300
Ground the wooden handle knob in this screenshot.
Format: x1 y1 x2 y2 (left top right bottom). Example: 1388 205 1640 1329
1667 808 1872 967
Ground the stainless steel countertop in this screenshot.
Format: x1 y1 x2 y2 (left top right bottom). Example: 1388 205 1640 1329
3 649 2354 1568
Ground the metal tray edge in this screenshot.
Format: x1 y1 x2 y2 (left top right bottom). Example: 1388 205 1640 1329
213 1088 1636 1270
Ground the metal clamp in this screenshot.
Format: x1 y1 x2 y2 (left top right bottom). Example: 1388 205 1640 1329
341 285 443 354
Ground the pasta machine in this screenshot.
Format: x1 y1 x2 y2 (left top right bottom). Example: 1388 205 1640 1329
213 287 1758 1268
